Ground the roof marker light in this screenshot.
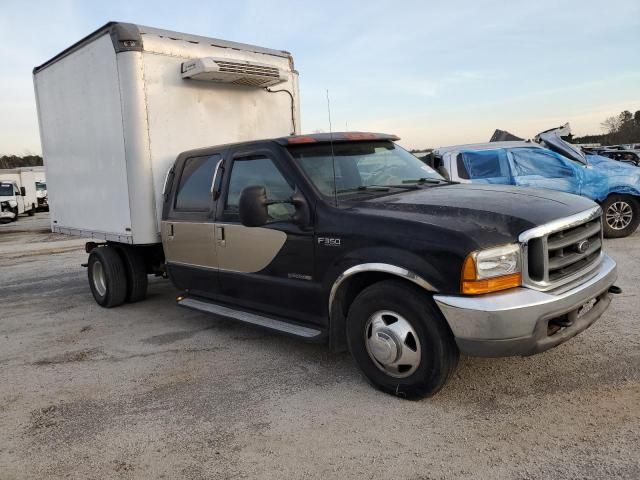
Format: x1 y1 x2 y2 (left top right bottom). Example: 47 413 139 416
287 136 318 144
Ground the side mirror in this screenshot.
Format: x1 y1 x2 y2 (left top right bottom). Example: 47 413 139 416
20 187 26 196
239 186 269 227
239 185 311 228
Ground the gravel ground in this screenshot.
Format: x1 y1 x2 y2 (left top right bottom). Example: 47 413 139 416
0 213 638 479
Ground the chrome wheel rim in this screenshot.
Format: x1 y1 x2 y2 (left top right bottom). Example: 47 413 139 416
606 201 633 230
92 260 107 297
364 310 421 378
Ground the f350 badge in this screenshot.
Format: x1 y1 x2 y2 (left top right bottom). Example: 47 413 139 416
318 237 341 247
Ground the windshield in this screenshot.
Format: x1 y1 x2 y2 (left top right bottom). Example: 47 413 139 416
287 141 442 197
0 184 14 196
36 182 46 191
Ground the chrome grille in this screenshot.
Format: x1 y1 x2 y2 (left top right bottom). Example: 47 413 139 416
521 207 603 291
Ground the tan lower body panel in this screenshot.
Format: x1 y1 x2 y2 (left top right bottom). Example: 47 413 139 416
161 221 216 268
216 223 286 273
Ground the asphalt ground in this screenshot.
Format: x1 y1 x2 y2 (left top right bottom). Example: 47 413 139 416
1 213 638 479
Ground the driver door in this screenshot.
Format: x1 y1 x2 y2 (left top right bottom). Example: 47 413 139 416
213 144 320 325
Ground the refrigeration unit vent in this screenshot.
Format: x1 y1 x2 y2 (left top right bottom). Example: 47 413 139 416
181 57 287 87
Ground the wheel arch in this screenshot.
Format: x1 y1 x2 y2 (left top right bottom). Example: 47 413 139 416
328 263 437 352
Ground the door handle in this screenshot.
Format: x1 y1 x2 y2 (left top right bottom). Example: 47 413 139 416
167 223 174 239
216 225 226 247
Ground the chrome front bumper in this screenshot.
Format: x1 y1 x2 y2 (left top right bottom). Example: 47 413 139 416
434 253 618 357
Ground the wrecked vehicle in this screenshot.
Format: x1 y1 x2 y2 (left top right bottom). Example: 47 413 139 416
0 180 35 223
596 150 640 167
34 23 620 398
432 130 640 238
0 168 38 221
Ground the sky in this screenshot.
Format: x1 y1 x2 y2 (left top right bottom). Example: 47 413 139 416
1 0 639 154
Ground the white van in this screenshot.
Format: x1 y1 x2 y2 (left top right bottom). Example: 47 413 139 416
0 168 38 222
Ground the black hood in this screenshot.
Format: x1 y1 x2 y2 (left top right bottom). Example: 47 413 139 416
349 184 597 247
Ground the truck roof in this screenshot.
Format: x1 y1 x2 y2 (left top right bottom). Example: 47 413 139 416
434 141 540 156
274 132 400 145
177 132 401 159
33 21 292 74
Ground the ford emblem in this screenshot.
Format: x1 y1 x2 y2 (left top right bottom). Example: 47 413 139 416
576 239 590 254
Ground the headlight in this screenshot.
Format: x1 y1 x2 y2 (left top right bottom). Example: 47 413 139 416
461 244 522 295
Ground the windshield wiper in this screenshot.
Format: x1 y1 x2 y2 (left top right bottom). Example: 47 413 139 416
336 185 390 194
402 177 447 184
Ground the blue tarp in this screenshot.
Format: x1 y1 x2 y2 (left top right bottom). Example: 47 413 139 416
459 147 640 202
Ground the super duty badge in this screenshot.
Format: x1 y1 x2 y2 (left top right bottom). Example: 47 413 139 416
318 237 341 247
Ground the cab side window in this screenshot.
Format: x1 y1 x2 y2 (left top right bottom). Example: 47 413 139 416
174 154 221 211
510 149 574 178
458 150 510 181
224 155 295 221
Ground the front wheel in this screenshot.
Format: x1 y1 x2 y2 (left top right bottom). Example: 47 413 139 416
27 204 35 216
346 280 459 399
602 195 640 238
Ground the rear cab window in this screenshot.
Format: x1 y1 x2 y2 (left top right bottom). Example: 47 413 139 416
174 154 221 211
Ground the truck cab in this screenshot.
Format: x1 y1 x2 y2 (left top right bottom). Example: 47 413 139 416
0 181 27 223
431 141 640 238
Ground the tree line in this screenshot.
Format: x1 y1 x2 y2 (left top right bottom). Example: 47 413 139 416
0 155 43 169
573 110 640 145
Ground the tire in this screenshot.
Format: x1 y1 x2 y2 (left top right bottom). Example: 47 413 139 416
115 245 148 303
346 280 459 399
27 204 35 216
602 195 640 238
87 246 128 308
11 207 18 222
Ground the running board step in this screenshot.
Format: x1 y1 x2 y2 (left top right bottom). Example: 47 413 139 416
177 297 323 339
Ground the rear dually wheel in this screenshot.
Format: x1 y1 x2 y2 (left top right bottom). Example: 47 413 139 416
87 246 128 308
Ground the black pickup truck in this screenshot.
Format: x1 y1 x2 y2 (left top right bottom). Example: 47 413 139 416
87 132 619 398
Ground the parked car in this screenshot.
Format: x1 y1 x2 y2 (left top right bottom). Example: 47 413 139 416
596 149 640 167
431 138 640 238
34 22 620 398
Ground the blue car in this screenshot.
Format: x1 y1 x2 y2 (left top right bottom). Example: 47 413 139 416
432 135 640 238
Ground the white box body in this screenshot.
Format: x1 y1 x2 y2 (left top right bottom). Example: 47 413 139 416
33 22 300 244
0 168 38 209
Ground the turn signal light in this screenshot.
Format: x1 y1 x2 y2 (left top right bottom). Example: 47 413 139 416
462 273 522 295
461 255 521 295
